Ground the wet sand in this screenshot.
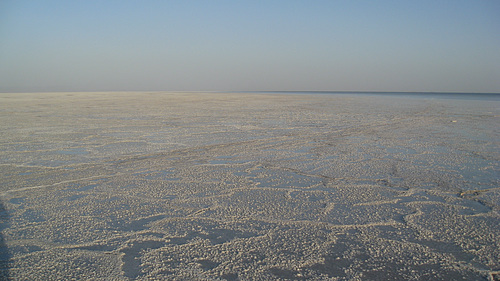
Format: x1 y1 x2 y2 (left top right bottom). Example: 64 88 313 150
0 92 499 280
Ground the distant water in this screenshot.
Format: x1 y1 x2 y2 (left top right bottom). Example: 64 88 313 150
234 91 500 101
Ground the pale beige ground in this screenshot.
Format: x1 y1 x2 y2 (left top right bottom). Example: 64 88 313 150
0 92 499 280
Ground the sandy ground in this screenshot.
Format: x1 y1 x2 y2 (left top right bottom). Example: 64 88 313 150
0 92 499 280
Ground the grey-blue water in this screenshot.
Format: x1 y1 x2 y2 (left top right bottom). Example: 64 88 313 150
233 91 500 101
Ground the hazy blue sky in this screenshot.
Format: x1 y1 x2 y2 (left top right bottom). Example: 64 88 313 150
1 0 499 93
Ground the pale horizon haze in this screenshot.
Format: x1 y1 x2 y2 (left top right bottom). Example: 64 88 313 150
1 0 499 93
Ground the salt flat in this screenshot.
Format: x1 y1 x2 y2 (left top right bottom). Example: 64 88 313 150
0 92 499 280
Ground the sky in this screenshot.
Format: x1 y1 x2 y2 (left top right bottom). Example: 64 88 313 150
1 0 499 93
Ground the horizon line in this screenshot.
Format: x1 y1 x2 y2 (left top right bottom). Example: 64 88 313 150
1 90 500 95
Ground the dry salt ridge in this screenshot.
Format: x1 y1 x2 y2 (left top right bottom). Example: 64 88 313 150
0 92 499 280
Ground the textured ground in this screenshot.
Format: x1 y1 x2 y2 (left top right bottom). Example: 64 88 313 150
0 92 499 280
